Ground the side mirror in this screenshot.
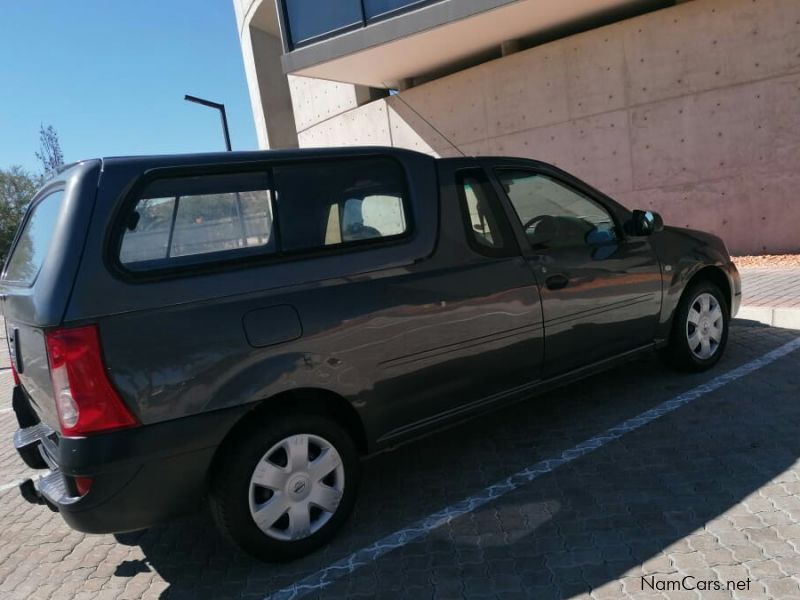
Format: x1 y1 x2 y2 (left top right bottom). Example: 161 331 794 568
630 210 664 236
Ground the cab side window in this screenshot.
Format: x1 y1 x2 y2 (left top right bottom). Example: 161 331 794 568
496 170 617 249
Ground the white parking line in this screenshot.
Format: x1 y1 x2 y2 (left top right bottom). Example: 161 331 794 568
0 473 44 495
0 480 23 493
267 337 800 600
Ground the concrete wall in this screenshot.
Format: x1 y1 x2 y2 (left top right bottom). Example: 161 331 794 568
294 0 800 254
235 0 378 150
288 77 375 133
235 0 299 148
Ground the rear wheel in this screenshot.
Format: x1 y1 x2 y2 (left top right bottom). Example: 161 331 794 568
663 280 729 371
209 414 359 562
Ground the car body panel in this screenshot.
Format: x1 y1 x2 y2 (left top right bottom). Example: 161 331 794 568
93 156 544 448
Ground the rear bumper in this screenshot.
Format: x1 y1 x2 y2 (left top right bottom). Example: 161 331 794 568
12 384 251 533
38 448 218 534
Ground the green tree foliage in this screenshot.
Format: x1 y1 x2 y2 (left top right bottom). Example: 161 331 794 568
1 125 64 266
0 166 39 264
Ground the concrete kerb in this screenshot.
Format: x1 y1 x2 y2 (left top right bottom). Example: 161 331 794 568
737 306 800 330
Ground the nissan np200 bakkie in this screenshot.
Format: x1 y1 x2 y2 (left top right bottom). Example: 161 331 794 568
2 147 740 561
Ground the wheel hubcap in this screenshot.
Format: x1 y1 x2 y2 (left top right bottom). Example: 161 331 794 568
686 292 724 360
248 434 344 541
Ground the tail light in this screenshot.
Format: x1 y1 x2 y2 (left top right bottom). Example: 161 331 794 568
10 361 20 385
73 476 94 496
45 325 138 436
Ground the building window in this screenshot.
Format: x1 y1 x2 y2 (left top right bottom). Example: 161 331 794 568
363 0 433 21
282 0 444 49
283 0 363 48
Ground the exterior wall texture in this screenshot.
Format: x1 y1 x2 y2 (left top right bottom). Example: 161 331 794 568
291 0 800 255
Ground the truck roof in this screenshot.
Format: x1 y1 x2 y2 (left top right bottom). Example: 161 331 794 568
77 146 435 170
55 148 554 176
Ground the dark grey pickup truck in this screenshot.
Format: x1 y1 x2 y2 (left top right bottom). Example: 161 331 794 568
2 147 740 561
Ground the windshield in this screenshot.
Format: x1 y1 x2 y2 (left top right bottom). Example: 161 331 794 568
2 190 64 285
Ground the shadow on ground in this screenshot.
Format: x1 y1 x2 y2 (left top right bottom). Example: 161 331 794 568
113 321 800 598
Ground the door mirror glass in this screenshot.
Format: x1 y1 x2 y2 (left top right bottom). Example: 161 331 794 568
631 210 664 236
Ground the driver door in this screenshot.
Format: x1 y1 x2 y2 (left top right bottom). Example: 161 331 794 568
489 164 662 378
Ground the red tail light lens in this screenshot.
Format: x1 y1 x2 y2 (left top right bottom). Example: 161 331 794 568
45 325 138 436
73 476 94 496
10 361 20 386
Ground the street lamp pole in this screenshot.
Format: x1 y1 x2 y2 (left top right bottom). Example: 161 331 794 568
183 94 246 246
184 94 232 151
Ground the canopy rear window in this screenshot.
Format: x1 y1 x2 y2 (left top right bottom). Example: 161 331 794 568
116 157 410 275
119 172 276 271
2 190 64 286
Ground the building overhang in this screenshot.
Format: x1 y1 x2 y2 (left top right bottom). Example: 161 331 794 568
279 0 675 89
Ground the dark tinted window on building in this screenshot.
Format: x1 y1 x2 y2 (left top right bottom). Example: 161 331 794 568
283 0 363 47
282 0 444 47
273 158 409 253
363 0 431 20
2 190 64 285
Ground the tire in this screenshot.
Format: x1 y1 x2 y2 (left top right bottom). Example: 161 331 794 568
209 413 359 562
663 280 729 372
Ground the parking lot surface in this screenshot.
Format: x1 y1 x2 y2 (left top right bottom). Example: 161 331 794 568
1 318 800 599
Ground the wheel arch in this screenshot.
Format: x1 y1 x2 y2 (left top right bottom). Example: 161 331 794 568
658 263 733 345
660 264 731 370
684 265 732 316
211 387 370 472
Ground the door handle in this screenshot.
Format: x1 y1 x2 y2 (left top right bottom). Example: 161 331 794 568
545 274 569 290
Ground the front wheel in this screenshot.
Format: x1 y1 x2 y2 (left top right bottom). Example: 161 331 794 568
209 414 359 562
663 280 729 372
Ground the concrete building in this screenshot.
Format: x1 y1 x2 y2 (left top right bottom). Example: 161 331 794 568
234 0 800 254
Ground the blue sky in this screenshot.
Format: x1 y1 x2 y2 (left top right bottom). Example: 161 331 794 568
0 1 258 173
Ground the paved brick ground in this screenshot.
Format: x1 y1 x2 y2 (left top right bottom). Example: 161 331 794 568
740 269 800 310
1 319 800 599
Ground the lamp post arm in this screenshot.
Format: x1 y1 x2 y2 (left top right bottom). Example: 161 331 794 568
184 94 232 151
